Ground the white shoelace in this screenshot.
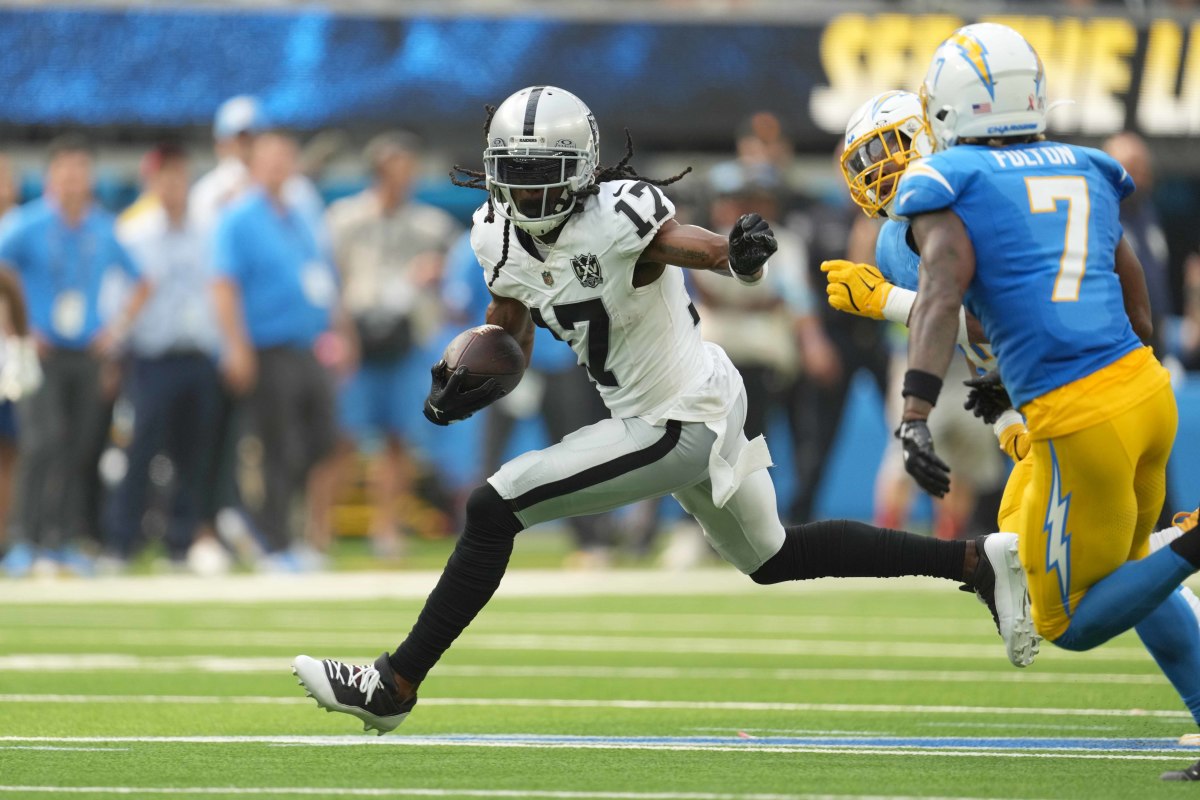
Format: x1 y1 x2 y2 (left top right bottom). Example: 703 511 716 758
328 661 384 705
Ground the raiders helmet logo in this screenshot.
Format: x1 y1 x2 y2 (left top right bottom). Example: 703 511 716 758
571 254 603 288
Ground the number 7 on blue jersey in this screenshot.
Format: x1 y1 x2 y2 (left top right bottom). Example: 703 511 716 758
1025 176 1091 303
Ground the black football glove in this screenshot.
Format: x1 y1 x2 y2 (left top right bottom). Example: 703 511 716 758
895 419 951 498
728 213 778 279
963 370 1012 425
422 361 505 426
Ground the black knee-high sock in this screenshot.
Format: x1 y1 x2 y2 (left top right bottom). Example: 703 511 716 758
750 519 967 585
388 484 524 684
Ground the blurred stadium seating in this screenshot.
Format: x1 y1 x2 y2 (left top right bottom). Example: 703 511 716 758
0 0 1196 572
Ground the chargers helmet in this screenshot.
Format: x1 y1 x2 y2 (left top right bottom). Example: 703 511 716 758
920 23 1047 150
483 86 600 237
840 90 935 218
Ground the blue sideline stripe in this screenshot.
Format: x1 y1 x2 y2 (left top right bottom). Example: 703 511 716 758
429 734 1195 752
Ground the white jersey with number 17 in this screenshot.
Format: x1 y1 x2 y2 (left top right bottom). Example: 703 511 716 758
471 178 743 425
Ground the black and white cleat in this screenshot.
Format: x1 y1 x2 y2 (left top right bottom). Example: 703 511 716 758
292 653 416 735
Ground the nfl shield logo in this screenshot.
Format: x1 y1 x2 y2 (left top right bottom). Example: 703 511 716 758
542 270 554 286
571 254 603 288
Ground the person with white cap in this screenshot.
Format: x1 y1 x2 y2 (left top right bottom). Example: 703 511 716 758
189 97 327 567
189 95 324 237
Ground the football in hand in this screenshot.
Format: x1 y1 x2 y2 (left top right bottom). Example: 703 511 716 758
442 324 526 395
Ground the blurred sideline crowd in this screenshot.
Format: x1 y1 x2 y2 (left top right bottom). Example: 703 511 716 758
0 97 1198 579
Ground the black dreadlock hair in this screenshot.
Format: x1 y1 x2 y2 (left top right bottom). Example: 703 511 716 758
571 128 693 201
449 105 510 286
449 105 692 287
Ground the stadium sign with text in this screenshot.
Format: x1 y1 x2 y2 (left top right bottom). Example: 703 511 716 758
812 13 1200 138
0 9 1197 147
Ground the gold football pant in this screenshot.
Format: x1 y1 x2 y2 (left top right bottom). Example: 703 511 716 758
1016 382 1177 641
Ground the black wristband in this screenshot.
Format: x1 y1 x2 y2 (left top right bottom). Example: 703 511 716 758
902 369 943 406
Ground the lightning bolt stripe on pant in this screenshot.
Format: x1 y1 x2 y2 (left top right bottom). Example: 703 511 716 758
1017 379 1177 642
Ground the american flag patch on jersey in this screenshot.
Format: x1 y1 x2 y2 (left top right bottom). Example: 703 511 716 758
972 102 992 114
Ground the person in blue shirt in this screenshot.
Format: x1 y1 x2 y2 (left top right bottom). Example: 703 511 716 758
0 135 149 576
825 88 1200 666
894 24 1200 781
212 130 351 565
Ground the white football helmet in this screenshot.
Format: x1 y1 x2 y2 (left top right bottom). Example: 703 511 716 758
483 86 600 237
840 90 935 218
920 23 1047 150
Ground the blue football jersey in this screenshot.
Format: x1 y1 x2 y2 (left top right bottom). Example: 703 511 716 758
892 141 1141 408
875 219 920 291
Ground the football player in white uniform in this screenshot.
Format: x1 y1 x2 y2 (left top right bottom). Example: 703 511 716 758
292 86 1035 735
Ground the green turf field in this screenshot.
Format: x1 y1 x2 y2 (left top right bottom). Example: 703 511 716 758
2 564 1198 800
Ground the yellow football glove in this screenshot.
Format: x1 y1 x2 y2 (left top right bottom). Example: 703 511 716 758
998 420 1031 463
820 260 893 321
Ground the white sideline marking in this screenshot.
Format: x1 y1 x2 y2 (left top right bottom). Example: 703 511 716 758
0 737 1184 762
0 655 1167 685
0 569 957 605
1 631 1152 662
0 787 1015 800
0 695 1189 719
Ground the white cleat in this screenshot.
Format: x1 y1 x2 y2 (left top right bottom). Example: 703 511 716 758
973 533 1041 668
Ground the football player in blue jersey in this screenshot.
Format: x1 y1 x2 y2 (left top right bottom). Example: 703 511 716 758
829 90 1027 542
823 85 1200 664
888 23 1200 780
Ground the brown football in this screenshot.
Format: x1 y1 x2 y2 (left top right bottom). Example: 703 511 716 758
442 324 526 394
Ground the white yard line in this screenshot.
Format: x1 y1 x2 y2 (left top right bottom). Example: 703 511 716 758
0 616 1019 645
0 655 1165 684
915 722 1122 732
0 631 1151 662
0 746 127 751
0 611 994 637
0 570 960 605
0 788 1028 800
684 728 889 736
686 724 1122 734
0 736 1186 762
0 695 1189 719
